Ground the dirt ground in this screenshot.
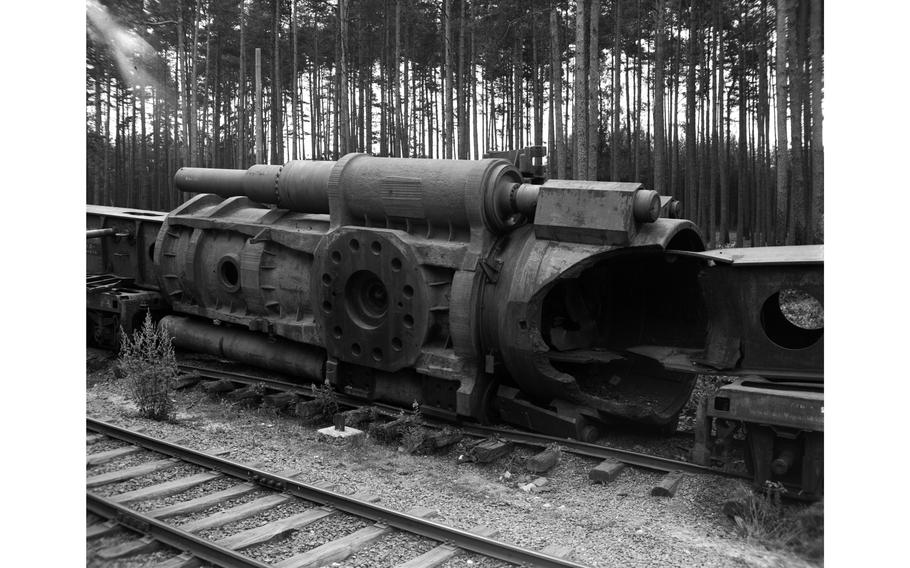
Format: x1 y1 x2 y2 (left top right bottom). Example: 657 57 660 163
87 354 821 568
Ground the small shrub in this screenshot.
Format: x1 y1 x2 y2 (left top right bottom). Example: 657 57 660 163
311 378 339 420
118 311 178 421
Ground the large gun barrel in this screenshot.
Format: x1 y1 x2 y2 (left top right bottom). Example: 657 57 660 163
175 160 335 213
174 154 661 235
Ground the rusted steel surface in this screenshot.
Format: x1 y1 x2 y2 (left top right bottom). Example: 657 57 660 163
157 153 703 428
694 244 823 266
708 377 823 432
86 205 166 289
160 316 325 382
87 275 165 347
697 256 823 380
88 152 823 497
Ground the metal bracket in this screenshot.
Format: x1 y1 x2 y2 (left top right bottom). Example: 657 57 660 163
479 258 502 283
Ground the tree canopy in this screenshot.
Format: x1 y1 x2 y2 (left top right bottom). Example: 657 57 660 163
86 0 823 246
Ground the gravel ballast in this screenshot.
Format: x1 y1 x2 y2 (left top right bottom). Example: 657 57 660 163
87 363 820 568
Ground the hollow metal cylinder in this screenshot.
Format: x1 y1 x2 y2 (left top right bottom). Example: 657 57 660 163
86 228 117 239
159 316 325 382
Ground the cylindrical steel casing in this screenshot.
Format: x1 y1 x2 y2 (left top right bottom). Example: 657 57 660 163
160 315 325 382
326 154 523 233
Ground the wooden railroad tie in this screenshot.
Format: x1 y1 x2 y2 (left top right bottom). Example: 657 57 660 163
651 471 685 497
368 415 411 440
173 372 201 390
262 391 299 411
274 506 435 568
227 384 264 404
296 398 327 420
339 406 379 428
461 438 514 463
589 459 626 483
201 379 237 394
525 446 561 473
393 524 498 568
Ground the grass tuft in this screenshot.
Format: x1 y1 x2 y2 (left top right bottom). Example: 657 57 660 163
728 481 824 561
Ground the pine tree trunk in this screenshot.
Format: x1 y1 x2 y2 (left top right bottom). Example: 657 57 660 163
337 0 350 155
238 0 246 167
574 0 588 179
774 0 789 245
93 63 103 205
471 2 479 159
737 3 748 248
444 0 454 158
708 19 717 244
177 2 190 167
653 0 666 194
785 0 804 245
698 45 710 234
551 5 567 179
716 4 729 245
394 0 404 156
171 51 179 207
291 0 299 160
311 22 320 160
512 36 522 150
809 0 823 243
201 1 211 167
152 87 160 207
611 0 621 181
756 0 768 245
634 0 641 181
624 58 631 176
533 24 544 155
670 3 681 199
366 37 374 155
190 0 200 167
685 1 697 221
115 84 121 205
140 86 148 209
457 0 467 159
379 8 388 157
645 44 652 186
587 0 600 180
104 73 111 205
255 47 263 163
272 0 283 163
213 35 222 167
130 89 137 207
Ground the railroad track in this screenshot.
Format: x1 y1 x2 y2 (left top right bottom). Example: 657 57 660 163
86 417 587 568
176 361 748 482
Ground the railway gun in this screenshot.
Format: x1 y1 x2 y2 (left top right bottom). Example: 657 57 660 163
86 149 823 498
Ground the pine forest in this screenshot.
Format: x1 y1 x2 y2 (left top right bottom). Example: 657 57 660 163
85 0 824 247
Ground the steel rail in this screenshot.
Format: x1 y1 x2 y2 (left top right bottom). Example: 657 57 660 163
177 362 744 479
454 424 748 478
87 417 591 568
86 492 272 568
178 362 318 397
176 362 444 420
